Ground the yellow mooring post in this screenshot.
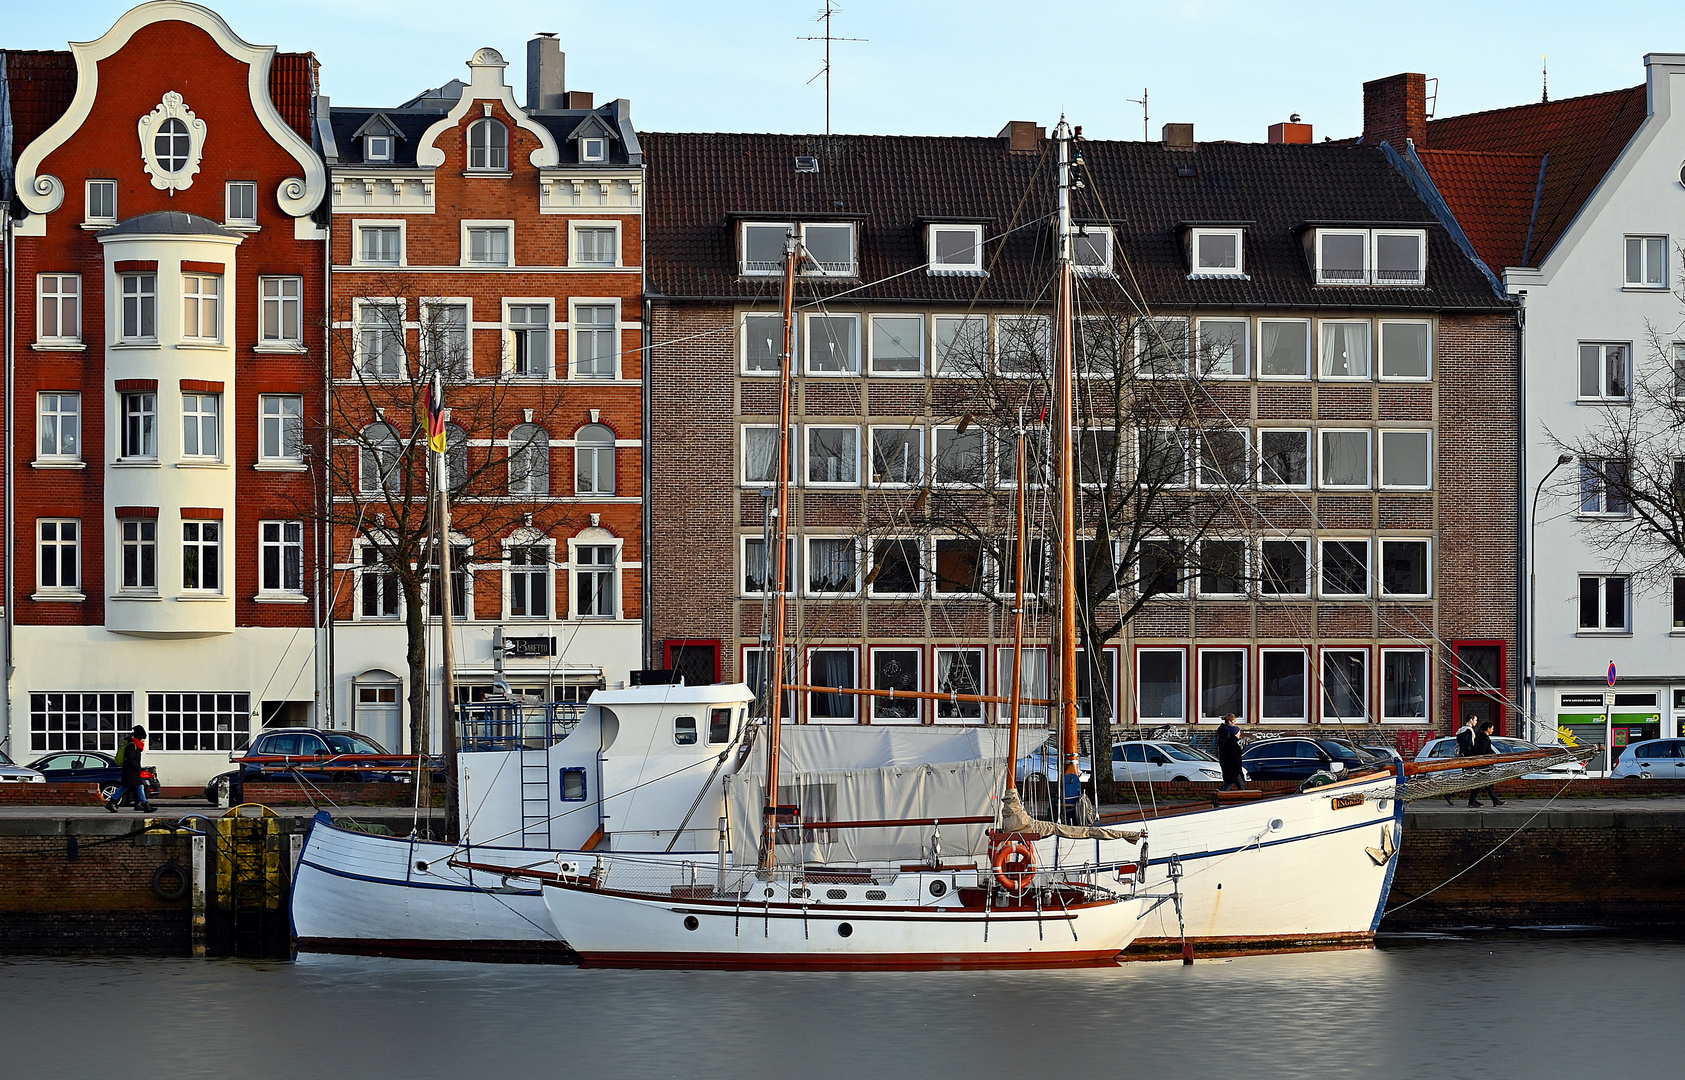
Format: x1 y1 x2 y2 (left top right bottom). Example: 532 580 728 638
211 805 288 957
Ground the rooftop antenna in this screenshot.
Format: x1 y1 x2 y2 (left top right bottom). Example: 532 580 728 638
1541 54 1549 103
800 0 866 137
1127 88 1148 142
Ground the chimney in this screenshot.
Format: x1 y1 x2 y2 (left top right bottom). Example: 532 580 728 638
1269 118 1313 144
1362 73 1427 149
1161 123 1194 150
565 90 594 110
526 34 565 111
997 121 1045 153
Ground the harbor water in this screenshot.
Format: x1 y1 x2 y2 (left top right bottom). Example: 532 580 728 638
1 937 1675 1079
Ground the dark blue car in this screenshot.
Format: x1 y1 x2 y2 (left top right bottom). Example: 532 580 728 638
27 751 160 801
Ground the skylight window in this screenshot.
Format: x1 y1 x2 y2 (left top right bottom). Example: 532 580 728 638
928 224 984 274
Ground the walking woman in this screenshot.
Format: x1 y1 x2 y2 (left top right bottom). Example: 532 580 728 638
1216 713 1245 791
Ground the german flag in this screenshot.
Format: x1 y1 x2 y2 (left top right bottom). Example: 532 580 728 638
427 372 447 453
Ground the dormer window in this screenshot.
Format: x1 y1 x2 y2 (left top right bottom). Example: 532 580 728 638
468 118 508 171
741 222 792 276
740 221 856 277
364 135 393 162
801 223 855 277
580 137 606 162
1316 230 1368 284
928 224 984 275
1313 228 1426 286
1073 227 1113 276
1374 230 1425 285
1190 228 1244 277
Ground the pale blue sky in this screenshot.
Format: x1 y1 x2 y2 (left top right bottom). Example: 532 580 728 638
6 1 1682 141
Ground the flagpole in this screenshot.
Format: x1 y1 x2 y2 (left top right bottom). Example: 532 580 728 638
430 372 459 837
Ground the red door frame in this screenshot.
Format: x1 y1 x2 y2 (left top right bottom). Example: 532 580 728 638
1450 639 1507 735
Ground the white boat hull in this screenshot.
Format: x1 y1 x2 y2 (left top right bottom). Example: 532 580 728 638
540 873 1147 969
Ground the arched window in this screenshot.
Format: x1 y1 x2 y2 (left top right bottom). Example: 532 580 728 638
360 423 401 494
574 424 615 495
468 119 508 171
508 424 549 496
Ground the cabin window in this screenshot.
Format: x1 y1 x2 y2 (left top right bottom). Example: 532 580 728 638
674 716 698 745
559 768 587 801
708 708 733 745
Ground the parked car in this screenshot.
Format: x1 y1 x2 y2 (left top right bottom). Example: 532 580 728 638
1414 736 1587 780
26 750 160 801
0 748 46 784
1111 740 1229 783
1239 738 1385 783
205 729 403 806
1610 738 1685 779
1359 745 1404 764
1016 746 1092 784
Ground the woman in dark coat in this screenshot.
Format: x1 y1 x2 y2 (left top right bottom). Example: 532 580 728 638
1216 713 1245 791
1466 719 1505 808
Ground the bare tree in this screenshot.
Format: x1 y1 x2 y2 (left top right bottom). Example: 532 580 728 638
304 285 587 753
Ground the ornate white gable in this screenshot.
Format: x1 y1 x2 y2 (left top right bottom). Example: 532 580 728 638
137 92 207 193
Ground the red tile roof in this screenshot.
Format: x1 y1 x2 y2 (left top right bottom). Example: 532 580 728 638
2 50 77 164
1420 86 1646 268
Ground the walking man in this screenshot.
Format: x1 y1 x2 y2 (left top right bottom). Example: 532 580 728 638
105 725 152 813
1445 714 1479 805
1216 712 1245 791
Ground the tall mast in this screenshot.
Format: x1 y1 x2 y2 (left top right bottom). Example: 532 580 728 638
759 231 801 872
1053 118 1081 818
1006 428 1029 788
432 372 459 834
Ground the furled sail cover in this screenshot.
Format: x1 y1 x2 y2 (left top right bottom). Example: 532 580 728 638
724 725 1016 865
996 789 1143 843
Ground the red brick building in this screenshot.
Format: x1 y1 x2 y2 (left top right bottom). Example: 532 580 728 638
1 3 329 785
324 42 644 751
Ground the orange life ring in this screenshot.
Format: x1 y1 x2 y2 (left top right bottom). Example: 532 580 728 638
990 840 1036 893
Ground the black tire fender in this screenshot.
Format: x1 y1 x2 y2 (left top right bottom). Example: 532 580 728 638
152 861 190 902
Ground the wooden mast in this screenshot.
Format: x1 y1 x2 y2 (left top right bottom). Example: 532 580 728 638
1006 428 1029 787
1052 118 1081 817
759 232 801 872
433 371 459 836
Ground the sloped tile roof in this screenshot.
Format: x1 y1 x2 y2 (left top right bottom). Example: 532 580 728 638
1422 86 1646 267
1414 149 1543 271
328 105 636 167
2 50 76 166
642 132 1507 312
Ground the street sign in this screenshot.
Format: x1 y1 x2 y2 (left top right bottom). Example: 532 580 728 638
1607 660 1617 687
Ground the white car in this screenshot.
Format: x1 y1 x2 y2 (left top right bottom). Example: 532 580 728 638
0 748 46 783
1414 736 1586 780
1111 740 1229 783
1610 738 1685 779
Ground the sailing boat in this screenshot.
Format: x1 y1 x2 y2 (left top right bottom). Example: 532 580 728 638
536 120 1149 968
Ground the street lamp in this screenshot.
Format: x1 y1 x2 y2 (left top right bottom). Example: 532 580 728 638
1528 452 1574 743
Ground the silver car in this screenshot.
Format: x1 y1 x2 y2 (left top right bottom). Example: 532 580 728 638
1414 736 1586 780
1610 738 1685 779
0 748 46 784
1111 740 1228 783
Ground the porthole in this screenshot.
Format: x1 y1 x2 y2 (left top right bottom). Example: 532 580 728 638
413 861 429 873
865 889 887 900
826 888 847 900
764 887 775 899
790 887 810 899
928 879 948 897
683 915 700 931
837 922 854 938
1268 818 1285 832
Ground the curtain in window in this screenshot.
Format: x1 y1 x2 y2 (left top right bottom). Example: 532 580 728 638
745 428 777 484
810 651 855 718
1321 322 1368 377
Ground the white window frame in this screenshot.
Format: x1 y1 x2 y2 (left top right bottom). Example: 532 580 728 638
867 536 924 598
1317 319 1372 380
740 221 793 277
932 424 987 487
1135 647 1187 724
118 517 159 594
1380 648 1431 723
868 425 924 487
1134 316 1190 378
804 536 860 597
1259 647 1309 723
1372 229 1427 286
258 394 304 465
363 134 393 162
1578 574 1630 633
740 424 796 487
37 519 81 596
1320 647 1370 723
1578 458 1632 518
181 519 222 593
1318 537 1371 599
996 646 1050 723
568 539 621 620
461 219 514 268
996 314 1051 378
1257 318 1312 379
1196 427 1250 489
1378 319 1433 381
1197 538 1249 599
927 224 984 274
804 312 860 376
37 274 81 345
933 314 987 377
181 392 221 461
353 220 406 267
504 538 555 620
420 297 472 376
1258 428 1311 489
359 423 402 495
119 392 157 461
355 298 406 379
181 273 221 343
36 392 81 462
85 179 117 226
1578 342 1631 402
501 299 554 379
1378 429 1433 490
869 647 924 723
799 222 856 277
741 311 793 376
507 423 551 497
579 136 607 163
1318 428 1372 490
569 299 619 379
933 647 986 721
467 117 509 172
574 423 616 496
1259 537 1311 597
868 313 925 376
357 541 401 619
118 273 157 343
225 181 258 227
741 535 796 597
1195 317 1249 377
1072 226 1114 276
257 276 302 347
1316 228 1370 285
1197 647 1249 721
1625 235 1668 289
1379 538 1432 599
806 646 861 722
259 520 305 596
1189 227 1245 278
805 425 861 488
570 221 620 268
